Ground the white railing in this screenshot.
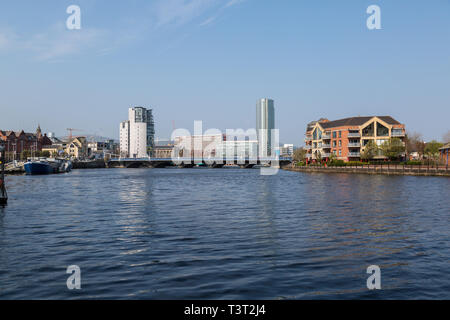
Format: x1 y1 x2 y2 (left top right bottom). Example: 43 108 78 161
348 132 361 138
348 152 361 157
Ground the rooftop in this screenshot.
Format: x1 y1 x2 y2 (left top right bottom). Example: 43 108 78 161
307 116 402 132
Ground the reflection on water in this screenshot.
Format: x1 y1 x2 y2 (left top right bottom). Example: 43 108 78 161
0 169 449 299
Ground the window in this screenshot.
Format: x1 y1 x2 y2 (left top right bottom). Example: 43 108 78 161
376 122 389 136
362 122 375 137
333 141 336 147
333 132 337 138
339 140 342 147
333 150 337 155
338 131 342 138
339 150 342 156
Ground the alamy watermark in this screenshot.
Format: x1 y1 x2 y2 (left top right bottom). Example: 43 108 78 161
66 5 81 30
66 265 81 290
367 5 381 30
170 121 280 176
367 265 381 290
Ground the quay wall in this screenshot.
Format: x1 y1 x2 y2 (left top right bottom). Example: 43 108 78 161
284 165 450 177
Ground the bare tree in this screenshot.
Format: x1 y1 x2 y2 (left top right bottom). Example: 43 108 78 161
405 131 425 158
443 130 450 144
293 147 307 162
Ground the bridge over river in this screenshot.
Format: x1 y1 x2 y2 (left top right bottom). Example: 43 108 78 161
108 157 293 169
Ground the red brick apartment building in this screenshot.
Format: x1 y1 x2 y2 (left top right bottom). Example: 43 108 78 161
440 143 450 166
0 125 52 161
305 116 406 162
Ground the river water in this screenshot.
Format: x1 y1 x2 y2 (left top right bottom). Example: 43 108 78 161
0 168 449 299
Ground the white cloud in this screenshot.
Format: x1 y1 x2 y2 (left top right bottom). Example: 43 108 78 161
0 33 8 49
199 16 217 27
0 28 18 51
0 23 109 61
25 24 107 61
154 0 219 27
225 0 246 8
0 0 249 60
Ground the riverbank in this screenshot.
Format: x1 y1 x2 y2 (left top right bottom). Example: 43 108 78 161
72 159 106 169
4 159 106 175
284 165 450 177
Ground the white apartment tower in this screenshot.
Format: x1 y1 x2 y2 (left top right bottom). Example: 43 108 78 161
119 107 155 158
119 120 130 157
256 98 275 157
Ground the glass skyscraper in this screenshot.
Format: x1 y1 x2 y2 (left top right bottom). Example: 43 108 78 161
256 98 275 157
132 107 155 154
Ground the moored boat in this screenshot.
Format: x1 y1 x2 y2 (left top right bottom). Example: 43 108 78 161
24 160 54 175
24 158 72 175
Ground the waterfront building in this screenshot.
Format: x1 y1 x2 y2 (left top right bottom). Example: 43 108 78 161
256 98 275 157
119 120 130 158
217 140 259 161
173 134 224 160
280 144 294 157
440 143 450 166
42 145 63 157
0 125 52 161
64 137 88 159
304 116 406 162
119 107 155 158
153 145 174 158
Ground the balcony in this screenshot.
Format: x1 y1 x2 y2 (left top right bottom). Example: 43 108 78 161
321 144 331 149
348 143 361 148
306 145 313 150
348 132 361 138
321 153 331 158
305 136 312 142
306 153 312 158
322 134 331 140
348 152 361 157
391 131 405 137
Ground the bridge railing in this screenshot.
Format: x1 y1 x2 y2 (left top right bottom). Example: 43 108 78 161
109 157 292 162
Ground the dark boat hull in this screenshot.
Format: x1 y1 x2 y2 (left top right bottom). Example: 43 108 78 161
24 162 54 175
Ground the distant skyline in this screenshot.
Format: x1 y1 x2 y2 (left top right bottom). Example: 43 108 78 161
1 0 449 144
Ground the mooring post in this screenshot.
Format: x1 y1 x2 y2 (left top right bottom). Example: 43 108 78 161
0 144 7 205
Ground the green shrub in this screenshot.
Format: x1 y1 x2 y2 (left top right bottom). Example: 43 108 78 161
406 160 422 166
346 161 365 166
329 160 345 167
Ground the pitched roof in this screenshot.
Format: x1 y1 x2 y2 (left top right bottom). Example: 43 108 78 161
318 116 401 129
440 143 450 151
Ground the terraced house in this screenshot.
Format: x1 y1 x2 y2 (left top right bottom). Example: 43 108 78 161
304 116 406 162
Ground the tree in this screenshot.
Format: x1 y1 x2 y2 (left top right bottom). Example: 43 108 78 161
380 138 405 160
41 151 51 158
443 130 450 144
361 140 378 161
405 131 425 158
293 147 307 162
20 150 31 160
424 140 443 162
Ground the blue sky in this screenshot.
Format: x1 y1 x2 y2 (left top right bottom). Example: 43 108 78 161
0 0 449 144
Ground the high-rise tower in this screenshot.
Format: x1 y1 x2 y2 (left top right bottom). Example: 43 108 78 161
119 106 155 158
256 98 275 157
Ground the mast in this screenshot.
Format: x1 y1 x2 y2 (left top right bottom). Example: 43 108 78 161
0 144 7 205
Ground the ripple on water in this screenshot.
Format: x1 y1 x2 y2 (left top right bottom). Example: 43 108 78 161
0 169 449 299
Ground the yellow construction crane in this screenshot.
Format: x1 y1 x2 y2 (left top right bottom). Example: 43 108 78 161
66 128 83 140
